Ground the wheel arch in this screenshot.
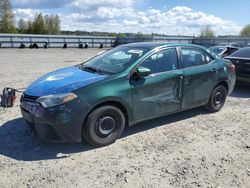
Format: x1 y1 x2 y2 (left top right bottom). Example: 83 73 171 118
215 80 229 94
81 100 130 146
82 100 130 131
205 80 229 105
204 80 229 112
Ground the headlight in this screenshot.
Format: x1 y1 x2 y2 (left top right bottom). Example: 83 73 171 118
36 93 77 108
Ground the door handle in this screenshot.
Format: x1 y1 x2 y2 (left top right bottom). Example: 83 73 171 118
210 68 217 74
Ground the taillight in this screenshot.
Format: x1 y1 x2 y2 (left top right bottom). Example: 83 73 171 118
228 63 235 72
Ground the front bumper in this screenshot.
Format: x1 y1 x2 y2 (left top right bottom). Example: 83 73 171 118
20 97 90 143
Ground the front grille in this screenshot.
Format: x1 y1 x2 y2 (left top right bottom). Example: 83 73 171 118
21 93 39 102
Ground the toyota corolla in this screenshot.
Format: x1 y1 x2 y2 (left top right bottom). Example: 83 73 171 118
20 43 236 147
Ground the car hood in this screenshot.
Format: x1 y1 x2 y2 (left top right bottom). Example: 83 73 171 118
25 66 108 96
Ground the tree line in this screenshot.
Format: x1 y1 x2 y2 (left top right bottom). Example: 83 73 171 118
18 14 61 34
0 0 61 34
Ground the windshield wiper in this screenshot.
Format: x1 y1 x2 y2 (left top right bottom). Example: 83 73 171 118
80 65 105 75
78 65 115 75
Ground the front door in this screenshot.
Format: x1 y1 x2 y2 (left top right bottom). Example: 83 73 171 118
130 48 183 122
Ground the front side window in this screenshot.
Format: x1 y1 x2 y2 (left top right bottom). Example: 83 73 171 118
139 48 178 74
181 48 207 68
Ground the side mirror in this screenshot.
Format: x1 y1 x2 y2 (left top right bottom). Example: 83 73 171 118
137 66 151 77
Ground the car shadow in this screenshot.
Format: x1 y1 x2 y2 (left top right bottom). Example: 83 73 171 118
122 107 207 138
230 85 250 98
0 118 94 161
0 107 208 161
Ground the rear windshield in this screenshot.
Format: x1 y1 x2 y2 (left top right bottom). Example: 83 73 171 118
229 47 250 58
209 47 226 55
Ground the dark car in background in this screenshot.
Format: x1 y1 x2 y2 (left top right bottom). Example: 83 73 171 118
209 46 239 58
225 47 250 85
20 43 236 147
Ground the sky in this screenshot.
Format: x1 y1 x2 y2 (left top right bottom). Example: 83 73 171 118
10 0 250 36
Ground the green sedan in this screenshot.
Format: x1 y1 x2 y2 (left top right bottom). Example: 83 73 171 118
21 43 236 147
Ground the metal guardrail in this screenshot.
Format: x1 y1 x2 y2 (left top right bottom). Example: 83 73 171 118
153 36 194 43
1 34 249 48
0 34 117 48
192 38 250 48
0 34 193 48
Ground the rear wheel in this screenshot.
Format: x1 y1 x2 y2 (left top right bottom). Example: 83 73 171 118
205 85 227 112
82 105 125 147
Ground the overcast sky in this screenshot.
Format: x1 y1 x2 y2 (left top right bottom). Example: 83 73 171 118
10 0 249 36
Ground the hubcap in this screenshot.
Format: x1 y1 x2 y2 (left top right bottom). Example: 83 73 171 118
214 91 224 106
97 116 116 136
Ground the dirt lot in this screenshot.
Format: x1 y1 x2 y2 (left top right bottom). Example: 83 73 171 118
0 49 249 188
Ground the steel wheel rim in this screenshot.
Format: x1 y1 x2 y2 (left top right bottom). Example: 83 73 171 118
95 116 116 138
213 91 224 106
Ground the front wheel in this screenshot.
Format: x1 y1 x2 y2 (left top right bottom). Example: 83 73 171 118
205 85 227 112
82 105 125 147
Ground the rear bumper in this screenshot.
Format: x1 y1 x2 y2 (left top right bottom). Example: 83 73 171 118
20 99 90 143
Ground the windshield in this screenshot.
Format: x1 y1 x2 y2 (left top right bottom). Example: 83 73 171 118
79 46 150 74
209 47 226 55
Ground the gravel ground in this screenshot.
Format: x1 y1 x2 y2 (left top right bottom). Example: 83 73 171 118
0 49 249 188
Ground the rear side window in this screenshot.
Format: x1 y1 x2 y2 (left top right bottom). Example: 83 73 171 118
181 48 208 68
140 48 178 74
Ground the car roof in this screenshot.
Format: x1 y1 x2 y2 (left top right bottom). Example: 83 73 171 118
121 42 207 50
210 45 238 49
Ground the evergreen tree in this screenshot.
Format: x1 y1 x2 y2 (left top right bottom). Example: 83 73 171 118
44 14 61 34
17 18 27 33
32 13 46 34
200 25 215 38
54 15 61 34
240 24 250 37
0 0 16 33
26 19 33 34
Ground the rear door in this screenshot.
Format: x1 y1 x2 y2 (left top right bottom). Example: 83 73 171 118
130 48 183 121
179 47 219 109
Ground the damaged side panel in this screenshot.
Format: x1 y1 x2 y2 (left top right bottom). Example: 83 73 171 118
21 98 91 143
130 69 183 122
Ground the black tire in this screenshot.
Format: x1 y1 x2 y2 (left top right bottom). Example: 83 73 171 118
82 105 125 147
205 85 227 112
